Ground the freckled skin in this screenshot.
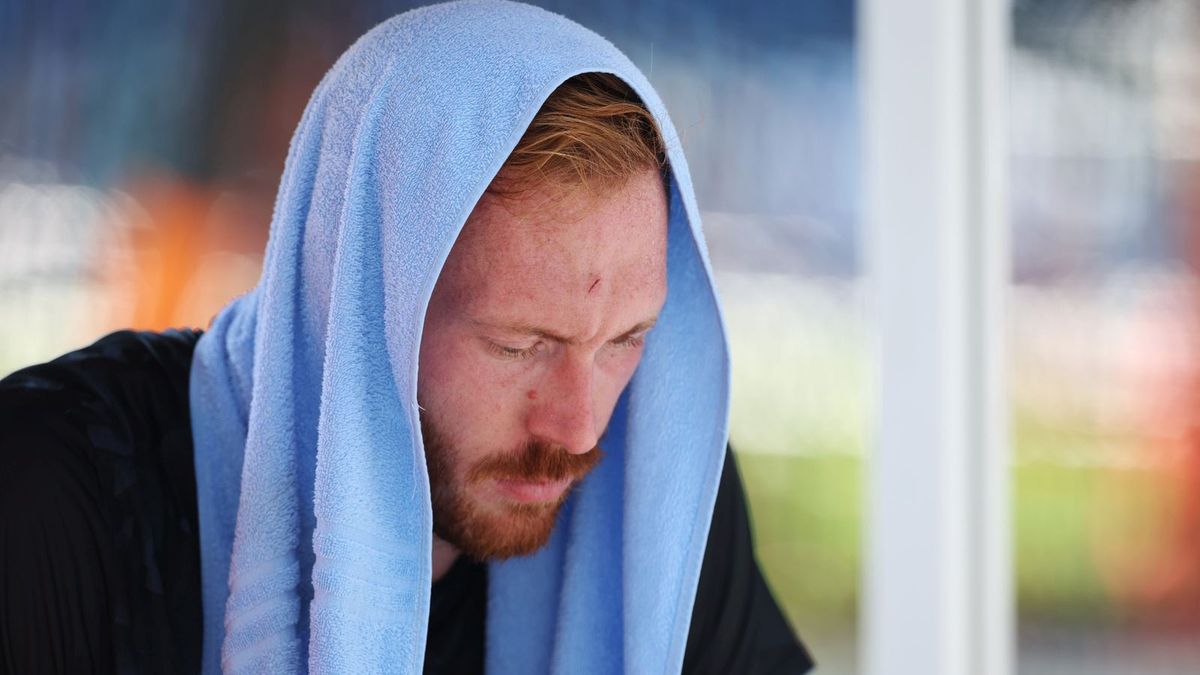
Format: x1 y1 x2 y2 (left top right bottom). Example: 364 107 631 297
418 168 668 578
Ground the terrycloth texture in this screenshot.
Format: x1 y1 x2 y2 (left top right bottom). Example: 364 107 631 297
189 1 730 673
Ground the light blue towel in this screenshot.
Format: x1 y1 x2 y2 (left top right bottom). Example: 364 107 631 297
189 1 730 672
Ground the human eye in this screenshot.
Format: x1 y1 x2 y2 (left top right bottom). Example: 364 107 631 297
485 340 543 361
610 332 646 349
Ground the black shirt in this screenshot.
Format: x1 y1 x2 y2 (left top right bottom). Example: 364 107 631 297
0 330 812 674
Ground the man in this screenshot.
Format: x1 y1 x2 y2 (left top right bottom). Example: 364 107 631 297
0 2 811 673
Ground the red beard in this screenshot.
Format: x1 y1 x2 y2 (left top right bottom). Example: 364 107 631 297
421 414 603 560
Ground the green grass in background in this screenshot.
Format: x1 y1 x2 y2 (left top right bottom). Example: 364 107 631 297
734 433 1175 633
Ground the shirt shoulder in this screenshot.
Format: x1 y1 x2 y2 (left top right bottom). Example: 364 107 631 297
0 329 201 451
1 328 202 403
0 329 205 672
0 328 204 529
683 445 815 674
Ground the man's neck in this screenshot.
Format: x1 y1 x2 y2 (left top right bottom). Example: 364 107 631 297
432 535 461 582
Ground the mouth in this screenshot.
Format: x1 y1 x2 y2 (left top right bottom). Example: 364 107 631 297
491 476 574 504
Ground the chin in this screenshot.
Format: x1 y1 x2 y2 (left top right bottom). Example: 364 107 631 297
437 492 569 561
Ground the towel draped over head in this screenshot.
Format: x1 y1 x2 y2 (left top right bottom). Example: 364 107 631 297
189 1 730 672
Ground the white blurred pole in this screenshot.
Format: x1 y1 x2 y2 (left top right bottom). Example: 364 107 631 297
861 0 1012 674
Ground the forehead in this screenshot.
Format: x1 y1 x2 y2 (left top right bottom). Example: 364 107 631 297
440 170 669 309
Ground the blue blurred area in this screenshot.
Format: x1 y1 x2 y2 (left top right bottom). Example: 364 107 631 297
0 0 861 274
0 0 214 182
6 0 1196 282
0 1 854 174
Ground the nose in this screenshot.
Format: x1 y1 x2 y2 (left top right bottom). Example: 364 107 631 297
526 354 599 455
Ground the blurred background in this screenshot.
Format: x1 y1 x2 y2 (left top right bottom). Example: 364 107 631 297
2 0 1199 672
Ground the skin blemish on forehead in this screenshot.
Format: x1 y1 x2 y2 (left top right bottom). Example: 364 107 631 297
527 389 538 400
587 278 601 295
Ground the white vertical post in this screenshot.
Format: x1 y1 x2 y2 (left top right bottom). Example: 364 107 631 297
861 1 1012 674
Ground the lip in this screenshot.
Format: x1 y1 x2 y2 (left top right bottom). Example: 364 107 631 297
492 477 573 504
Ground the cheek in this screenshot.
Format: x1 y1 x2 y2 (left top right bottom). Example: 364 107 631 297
599 344 644 380
419 333 535 439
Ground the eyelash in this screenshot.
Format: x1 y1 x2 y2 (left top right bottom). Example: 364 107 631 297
486 334 646 361
612 334 646 349
487 343 537 361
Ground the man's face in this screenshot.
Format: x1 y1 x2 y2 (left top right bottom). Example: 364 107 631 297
417 168 668 560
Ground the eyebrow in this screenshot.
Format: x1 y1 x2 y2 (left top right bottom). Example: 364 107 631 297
469 316 659 346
